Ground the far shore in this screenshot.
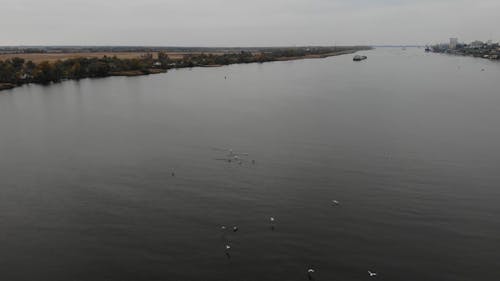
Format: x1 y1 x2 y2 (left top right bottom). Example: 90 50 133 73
0 46 371 92
272 50 359 61
0 50 359 65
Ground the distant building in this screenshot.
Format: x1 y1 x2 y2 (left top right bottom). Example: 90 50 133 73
449 38 458 49
469 40 484 48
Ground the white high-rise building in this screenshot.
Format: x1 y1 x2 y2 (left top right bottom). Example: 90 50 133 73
449 38 458 49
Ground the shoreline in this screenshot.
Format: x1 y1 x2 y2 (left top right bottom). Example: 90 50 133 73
109 69 167 76
271 50 358 61
429 42 499 60
0 83 16 91
0 48 367 92
433 51 500 61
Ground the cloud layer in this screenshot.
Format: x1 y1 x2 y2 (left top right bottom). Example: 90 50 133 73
1 0 499 46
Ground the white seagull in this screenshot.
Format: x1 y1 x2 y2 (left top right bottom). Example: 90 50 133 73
307 268 316 280
270 217 275 222
332 200 340 205
368 271 377 277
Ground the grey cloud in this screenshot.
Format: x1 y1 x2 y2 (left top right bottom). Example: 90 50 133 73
0 0 498 46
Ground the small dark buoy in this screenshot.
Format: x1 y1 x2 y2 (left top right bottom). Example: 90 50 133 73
171 171 175 177
252 160 256 164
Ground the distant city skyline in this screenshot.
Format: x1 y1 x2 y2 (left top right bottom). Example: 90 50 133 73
1 0 499 46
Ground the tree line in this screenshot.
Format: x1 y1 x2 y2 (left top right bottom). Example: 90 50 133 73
0 53 164 85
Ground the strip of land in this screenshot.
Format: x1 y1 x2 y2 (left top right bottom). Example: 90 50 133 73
0 46 370 92
429 41 500 60
0 52 222 63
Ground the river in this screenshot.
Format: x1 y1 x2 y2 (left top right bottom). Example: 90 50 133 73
1 48 500 281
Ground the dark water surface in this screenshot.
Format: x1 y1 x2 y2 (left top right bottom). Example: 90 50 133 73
1 48 500 281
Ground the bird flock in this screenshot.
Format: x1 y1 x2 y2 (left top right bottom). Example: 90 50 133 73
213 148 255 166
174 147 379 279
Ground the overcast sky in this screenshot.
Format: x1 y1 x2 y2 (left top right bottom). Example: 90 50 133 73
1 0 499 46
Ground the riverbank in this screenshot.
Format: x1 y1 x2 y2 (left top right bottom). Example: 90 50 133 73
431 41 500 60
0 46 370 92
0 69 168 91
0 83 16 90
272 50 358 61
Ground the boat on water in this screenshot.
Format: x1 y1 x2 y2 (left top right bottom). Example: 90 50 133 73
353 55 367 61
425 46 431 52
